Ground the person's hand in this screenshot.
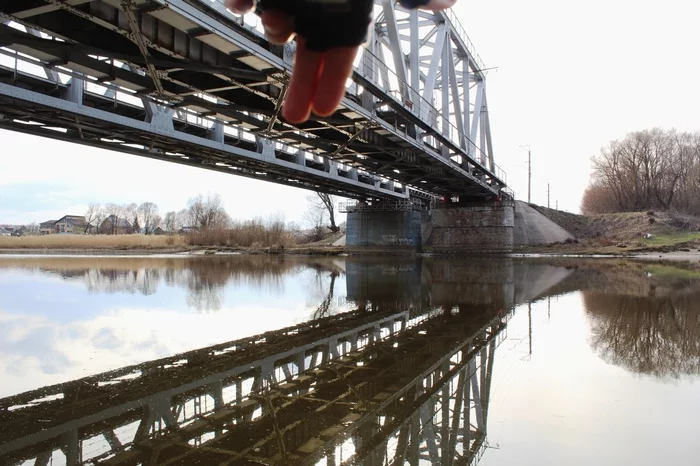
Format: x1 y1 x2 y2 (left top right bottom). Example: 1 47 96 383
225 0 458 124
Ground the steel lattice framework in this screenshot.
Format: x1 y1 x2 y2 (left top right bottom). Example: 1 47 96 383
0 304 507 466
0 0 507 203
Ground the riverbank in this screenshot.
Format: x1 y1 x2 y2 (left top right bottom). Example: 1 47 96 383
2 212 700 263
2 243 700 263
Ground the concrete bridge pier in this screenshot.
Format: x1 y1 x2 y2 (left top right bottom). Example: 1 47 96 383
344 199 515 253
343 200 425 251
422 199 515 253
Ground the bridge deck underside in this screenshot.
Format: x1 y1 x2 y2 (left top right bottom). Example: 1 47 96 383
0 0 505 201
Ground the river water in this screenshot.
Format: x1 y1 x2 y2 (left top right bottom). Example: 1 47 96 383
0 254 698 465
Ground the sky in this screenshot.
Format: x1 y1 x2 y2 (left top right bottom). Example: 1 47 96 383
2 0 700 224
0 262 345 397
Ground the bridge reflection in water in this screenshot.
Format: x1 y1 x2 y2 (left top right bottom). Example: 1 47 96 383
0 257 546 466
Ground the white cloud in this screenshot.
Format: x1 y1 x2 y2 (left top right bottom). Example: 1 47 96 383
0 303 316 398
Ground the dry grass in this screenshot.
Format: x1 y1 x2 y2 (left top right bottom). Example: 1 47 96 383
185 220 296 249
584 211 677 241
528 204 593 239
0 234 186 249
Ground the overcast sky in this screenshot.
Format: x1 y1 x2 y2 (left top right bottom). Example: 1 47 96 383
1 0 699 225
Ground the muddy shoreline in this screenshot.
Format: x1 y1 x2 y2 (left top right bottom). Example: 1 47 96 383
2 246 700 265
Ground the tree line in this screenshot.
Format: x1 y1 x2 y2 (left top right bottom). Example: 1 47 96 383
85 193 231 235
582 128 700 215
13 191 341 239
83 191 340 236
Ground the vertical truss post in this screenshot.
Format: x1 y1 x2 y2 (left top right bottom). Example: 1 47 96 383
447 49 466 150
409 10 420 103
62 77 84 105
422 24 446 116
371 0 499 184
409 9 422 140
484 94 496 173
381 0 409 101
440 359 450 461
479 93 487 166
463 61 471 150
470 80 484 164
440 33 450 156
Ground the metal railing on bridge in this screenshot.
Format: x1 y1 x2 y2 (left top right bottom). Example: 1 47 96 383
198 0 506 186
339 199 424 213
0 0 508 202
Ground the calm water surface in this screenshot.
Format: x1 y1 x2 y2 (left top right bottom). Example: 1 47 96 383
0 254 698 465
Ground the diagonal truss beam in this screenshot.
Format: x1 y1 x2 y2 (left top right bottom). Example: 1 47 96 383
0 0 508 202
120 0 166 97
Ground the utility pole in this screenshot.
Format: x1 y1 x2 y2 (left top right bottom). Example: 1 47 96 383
547 183 550 208
528 149 532 204
519 145 532 203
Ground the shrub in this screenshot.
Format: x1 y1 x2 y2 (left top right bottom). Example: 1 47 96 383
667 209 700 231
184 218 297 248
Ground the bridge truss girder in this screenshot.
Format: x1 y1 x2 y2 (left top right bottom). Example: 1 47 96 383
0 308 413 465
0 305 506 466
0 0 506 202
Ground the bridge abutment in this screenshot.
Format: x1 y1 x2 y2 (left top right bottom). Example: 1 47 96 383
344 199 515 253
346 206 423 250
422 200 515 253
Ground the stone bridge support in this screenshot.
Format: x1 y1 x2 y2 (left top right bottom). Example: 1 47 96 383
345 200 515 253
423 200 515 253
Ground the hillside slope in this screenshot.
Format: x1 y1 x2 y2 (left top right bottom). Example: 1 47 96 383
527 204 700 252
529 204 593 239
514 202 575 245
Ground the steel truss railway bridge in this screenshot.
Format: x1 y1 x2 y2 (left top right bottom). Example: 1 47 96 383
0 304 508 466
0 0 508 206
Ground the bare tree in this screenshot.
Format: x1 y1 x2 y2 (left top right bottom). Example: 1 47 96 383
580 183 619 216
585 291 700 379
23 223 40 235
303 196 328 241
152 214 163 232
84 203 102 234
177 208 190 230
102 203 124 234
186 193 230 229
124 202 138 224
164 211 178 233
586 128 700 214
137 202 160 234
315 192 339 232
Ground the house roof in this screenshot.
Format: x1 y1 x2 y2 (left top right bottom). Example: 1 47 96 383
40 220 58 226
56 215 88 226
103 215 132 228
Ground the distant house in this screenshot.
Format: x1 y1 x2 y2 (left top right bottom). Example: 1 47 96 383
99 215 134 235
40 220 58 235
54 215 91 234
0 225 29 236
177 226 198 235
153 226 166 236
